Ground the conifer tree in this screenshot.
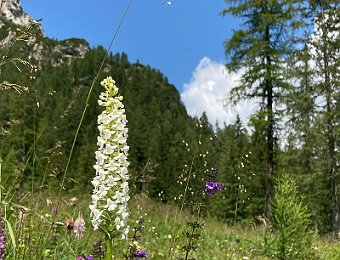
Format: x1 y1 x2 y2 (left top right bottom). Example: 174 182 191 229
268 174 317 259
284 42 323 230
309 0 340 238
222 0 303 217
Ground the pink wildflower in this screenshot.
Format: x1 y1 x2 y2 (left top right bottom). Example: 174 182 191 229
70 197 78 206
73 212 86 240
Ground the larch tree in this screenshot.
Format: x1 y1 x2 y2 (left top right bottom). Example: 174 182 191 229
222 0 304 218
285 41 322 229
309 0 340 238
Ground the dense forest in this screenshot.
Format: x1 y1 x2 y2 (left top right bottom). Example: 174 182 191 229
0 0 339 240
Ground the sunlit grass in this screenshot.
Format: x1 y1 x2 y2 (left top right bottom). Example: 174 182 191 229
4 192 266 259
2 189 340 259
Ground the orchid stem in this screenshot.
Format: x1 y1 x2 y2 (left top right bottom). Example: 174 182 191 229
105 236 113 260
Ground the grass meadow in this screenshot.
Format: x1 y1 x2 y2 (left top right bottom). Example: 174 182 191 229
1 4 340 259
2 190 340 259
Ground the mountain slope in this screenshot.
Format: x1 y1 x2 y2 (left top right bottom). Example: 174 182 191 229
0 0 213 198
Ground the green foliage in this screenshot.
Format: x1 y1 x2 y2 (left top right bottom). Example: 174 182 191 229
6 191 340 259
222 0 305 218
282 1 340 235
0 193 271 259
209 116 264 223
265 173 318 259
1 1 340 241
0 17 202 198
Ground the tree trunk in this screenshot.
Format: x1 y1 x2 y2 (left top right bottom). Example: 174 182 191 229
264 24 274 219
322 16 339 238
325 59 339 240
326 85 339 239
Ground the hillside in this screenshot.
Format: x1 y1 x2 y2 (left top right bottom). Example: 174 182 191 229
0 0 216 201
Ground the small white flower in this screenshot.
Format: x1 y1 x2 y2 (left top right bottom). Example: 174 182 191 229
89 77 130 239
106 198 117 211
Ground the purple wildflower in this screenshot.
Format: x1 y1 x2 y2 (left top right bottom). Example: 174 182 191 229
0 219 4 260
205 180 222 196
76 256 94 260
134 251 148 258
51 207 58 215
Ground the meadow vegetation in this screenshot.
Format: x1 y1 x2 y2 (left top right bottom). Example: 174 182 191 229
1 0 340 259
2 191 340 259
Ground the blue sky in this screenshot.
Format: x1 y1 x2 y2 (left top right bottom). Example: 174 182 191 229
20 0 253 126
20 0 235 91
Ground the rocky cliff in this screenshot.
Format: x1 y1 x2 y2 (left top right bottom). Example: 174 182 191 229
0 0 34 27
0 0 89 64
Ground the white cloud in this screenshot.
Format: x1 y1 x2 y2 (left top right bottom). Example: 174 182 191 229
181 57 257 128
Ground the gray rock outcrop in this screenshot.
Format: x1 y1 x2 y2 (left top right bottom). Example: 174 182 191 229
0 0 33 26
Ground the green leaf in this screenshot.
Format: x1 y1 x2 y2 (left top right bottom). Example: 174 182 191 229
4 218 16 257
